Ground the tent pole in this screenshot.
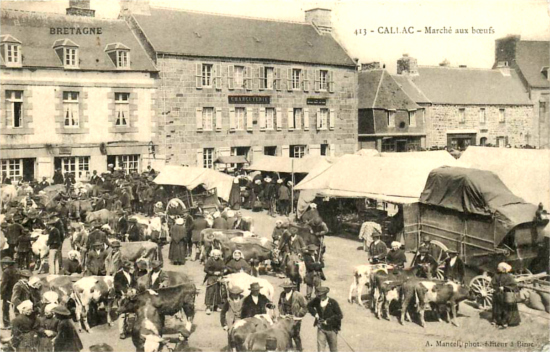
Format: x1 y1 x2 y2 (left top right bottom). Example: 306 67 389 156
291 158 295 216
188 187 194 208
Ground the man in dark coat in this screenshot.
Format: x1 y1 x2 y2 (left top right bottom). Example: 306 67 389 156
37 177 50 192
307 286 343 352
116 210 129 238
52 168 64 185
141 260 170 291
46 219 63 274
278 281 308 351
11 272 41 314
114 260 135 339
212 211 228 230
126 218 141 242
1 257 18 329
87 225 110 250
412 246 439 279
232 211 246 230
303 245 324 300
190 213 210 261
241 282 273 319
6 218 25 259
277 181 291 216
16 229 33 270
90 170 103 186
368 233 387 264
444 250 465 283
87 242 107 276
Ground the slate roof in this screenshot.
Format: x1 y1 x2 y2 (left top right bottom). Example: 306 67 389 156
358 69 419 110
404 66 532 105
392 75 431 104
515 40 550 89
132 8 355 67
0 9 156 72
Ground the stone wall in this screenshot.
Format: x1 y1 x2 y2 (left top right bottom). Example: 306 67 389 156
425 104 534 147
154 55 358 166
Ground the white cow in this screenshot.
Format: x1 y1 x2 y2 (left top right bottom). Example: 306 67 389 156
31 229 49 273
348 264 388 306
223 272 274 301
72 276 115 332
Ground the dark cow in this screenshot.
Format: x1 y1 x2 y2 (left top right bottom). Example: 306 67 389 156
400 279 473 327
119 241 159 262
228 314 273 352
283 253 305 292
244 316 294 351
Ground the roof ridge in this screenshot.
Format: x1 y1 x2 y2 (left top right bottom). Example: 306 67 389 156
418 65 501 71
149 6 310 26
0 7 121 22
386 73 421 109
371 70 385 109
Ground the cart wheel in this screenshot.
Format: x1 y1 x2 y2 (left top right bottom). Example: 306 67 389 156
469 275 493 309
429 240 448 280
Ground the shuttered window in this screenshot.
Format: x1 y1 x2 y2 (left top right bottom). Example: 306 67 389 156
319 70 328 91
235 107 245 130
234 66 245 89
202 107 214 131
265 108 275 130
202 64 213 87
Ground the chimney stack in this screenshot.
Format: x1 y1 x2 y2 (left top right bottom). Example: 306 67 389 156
305 8 332 34
439 59 451 67
396 54 418 75
120 0 151 16
66 0 95 17
361 62 381 71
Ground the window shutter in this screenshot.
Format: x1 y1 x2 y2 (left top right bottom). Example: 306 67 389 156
196 107 203 130
329 144 336 157
275 68 282 91
196 149 204 167
246 107 253 131
229 107 236 131
303 108 309 130
328 71 335 93
227 65 234 90
246 66 253 91
259 67 265 90
314 69 320 92
282 145 290 157
215 107 222 131
215 64 222 90
329 109 336 130
259 107 266 130
276 108 282 131
316 108 322 130
288 108 294 130
287 68 293 91
303 70 309 92
254 67 260 90
195 63 203 89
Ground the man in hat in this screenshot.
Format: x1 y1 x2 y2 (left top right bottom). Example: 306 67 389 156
37 176 50 193
232 211 246 230
412 246 438 279
386 241 407 269
278 281 307 351
6 217 25 259
127 217 141 242
46 217 63 274
278 225 305 271
277 180 291 216
114 260 136 339
220 286 245 349
15 228 33 270
418 235 447 263
144 260 169 290
307 286 343 352
444 250 465 283
116 210 129 238
190 212 210 261
212 211 228 230
368 232 388 264
204 249 225 314
53 168 64 185
11 272 41 315
241 282 273 319
87 222 110 251
90 170 103 186
86 242 107 276
303 244 324 301
1 256 18 329
263 177 276 217
142 181 155 216
105 240 123 276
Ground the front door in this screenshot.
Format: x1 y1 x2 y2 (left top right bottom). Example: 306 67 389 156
396 140 408 152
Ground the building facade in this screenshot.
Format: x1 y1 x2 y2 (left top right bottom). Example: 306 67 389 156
123 4 358 168
0 6 159 182
494 35 550 149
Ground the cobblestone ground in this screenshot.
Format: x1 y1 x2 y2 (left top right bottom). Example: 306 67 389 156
2 209 549 352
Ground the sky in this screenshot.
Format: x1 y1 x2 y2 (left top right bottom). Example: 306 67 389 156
3 0 549 73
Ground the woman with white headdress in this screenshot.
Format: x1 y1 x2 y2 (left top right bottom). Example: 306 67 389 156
204 249 225 315
491 262 521 328
11 300 36 352
169 217 187 265
35 303 59 352
224 249 252 275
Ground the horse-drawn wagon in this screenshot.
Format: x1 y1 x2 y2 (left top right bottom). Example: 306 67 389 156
402 167 549 308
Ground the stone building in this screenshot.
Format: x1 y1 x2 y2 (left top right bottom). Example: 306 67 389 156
0 5 159 183
494 35 550 148
122 3 358 168
393 55 534 149
358 64 426 152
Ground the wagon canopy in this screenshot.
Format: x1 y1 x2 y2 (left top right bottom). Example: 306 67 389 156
420 166 538 243
153 165 234 201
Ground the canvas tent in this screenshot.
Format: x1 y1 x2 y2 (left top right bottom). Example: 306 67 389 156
153 165 234 201
244 155 334 174
459 147 550 210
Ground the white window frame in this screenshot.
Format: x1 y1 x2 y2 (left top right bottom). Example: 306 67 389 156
409 111 417 127
202 107 214 131
116 50 130 69
5 44 21 66
235 107 245 130
202 64 213 88
115 92 130 126
293 108 303 130
499 108 506 123
319 70 328 91
458 108 466 124
292 145 306 159
59 156 90 180
116 155 140 174
387 111 395 127
1 159 23 182
6 90 23 128
203 148 214 169
63 91 79 128
234 66 245 89
479 108 487 124
265 67 274 89
319 108 329 130
292 68 301 90
64 47 78 68
265 108 275 130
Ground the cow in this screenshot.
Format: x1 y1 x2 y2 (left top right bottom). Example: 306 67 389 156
348 263 388 306
222 272 274 302
68 199 94 221
30 229 49 273
215 237 274 276
72 275 115 332
244 315 294 352
228 314 273 352
282 253 305 292
201 229 246 260
400 279 473 327
116 241 159 263
1 185 17 209
85 209 116 225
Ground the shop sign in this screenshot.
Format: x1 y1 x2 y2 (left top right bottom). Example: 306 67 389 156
228 95 270 104
307 98 327 105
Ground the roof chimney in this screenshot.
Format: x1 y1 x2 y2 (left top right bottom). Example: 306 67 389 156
305 8 332 34
439 59 450 67
120 0 151 16
66 0 95 17
397 54 418 75
361 62 381 71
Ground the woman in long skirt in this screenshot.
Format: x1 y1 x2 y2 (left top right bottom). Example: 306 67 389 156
11 301 36 352
35 304 59 352
491 262 521 328
169 218 187 265
52 305 83 352
229 177 241 210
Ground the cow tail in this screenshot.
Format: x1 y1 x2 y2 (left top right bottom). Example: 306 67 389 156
414 287 420 312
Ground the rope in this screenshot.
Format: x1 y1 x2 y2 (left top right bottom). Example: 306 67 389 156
338 332 356 352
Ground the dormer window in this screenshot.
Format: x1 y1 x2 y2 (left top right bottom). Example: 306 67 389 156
53 39 79 69
541 66 549 80
105 43 130 69
1 35 22 67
